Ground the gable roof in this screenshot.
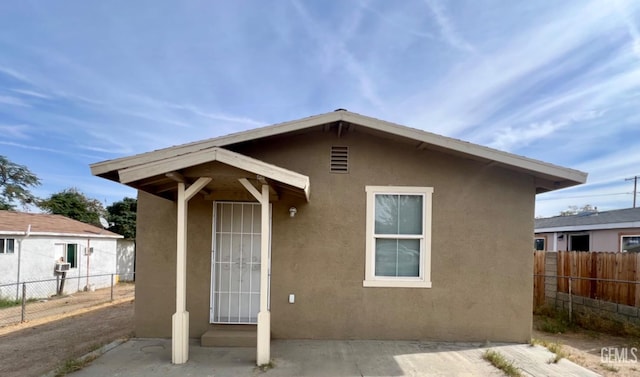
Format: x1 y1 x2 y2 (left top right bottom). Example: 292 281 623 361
118 146 310 201
535 207 640 232
91 109 587 195
0 211 123 238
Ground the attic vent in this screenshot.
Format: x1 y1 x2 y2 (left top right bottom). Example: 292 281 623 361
330 146 349 173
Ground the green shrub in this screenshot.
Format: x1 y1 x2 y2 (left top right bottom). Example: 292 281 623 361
0 297 20 308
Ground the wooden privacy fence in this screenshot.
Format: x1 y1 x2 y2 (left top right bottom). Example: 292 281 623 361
534 250 640 307
533 250 546 308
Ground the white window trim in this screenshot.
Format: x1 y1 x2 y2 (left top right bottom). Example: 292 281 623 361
363 186 433 288
0 238 15 254
620 234 640 252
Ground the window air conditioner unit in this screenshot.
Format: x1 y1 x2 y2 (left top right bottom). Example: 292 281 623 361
55 262 71 272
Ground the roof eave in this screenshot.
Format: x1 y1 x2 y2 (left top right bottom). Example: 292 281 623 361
90 111 342 178
90 110 587 191
337 112 587 191
535 221 640 232
0 230 123 238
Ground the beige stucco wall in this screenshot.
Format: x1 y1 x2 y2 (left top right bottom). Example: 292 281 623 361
135 129 536 342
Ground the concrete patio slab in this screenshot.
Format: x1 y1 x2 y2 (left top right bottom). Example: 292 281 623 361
65 338 601 377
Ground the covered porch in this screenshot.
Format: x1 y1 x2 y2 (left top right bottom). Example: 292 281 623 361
98 147 310 365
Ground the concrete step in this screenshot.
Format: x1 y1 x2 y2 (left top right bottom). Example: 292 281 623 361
201 325 257 347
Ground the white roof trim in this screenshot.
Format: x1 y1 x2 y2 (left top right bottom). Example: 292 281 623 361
339 113 586 184
91 112 342 176
535 221 640 233
91 110 586 189
0 230 123 239
118 147 310 200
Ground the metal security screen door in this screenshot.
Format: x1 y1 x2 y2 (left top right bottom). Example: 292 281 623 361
210 202 267 324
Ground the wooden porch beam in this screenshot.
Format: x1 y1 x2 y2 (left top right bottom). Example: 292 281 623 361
166 171 186 183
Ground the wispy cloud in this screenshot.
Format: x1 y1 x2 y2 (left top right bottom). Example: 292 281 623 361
361 2 435 39
576 147 640 185
488 109 606 151
0 65 34 85
489 121 568 151
11 88 51 99
612 0 640 58
0 140 100 160
0 95 30 107
130 95 265 127
423 0 473 52
401 1 635 137
291 0 384 108
0 124 31 139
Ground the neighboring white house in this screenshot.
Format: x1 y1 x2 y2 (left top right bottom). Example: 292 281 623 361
534 207 640 252
0 211 127 300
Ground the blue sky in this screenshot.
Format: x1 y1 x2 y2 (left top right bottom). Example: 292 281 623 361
0 0 639 217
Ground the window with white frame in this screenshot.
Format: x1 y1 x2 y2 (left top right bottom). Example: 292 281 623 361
364 186 433 288
620 235 640 253
0 238 15 254
534 237 546 251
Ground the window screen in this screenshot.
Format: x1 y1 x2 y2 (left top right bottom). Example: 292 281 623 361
373 194 423 277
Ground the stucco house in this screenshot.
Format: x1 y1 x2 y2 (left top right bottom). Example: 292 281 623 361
0 211 125 300
90 109 587 365
535 207 640 252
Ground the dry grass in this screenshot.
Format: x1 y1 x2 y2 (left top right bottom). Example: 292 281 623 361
53 354 98 377
531 338 568 363
599 363 620 372
534 304 640 339
482 350 522 377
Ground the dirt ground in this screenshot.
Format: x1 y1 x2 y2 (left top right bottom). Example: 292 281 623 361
533 327 640 376
2 289 638 377
0 287 134 377
0 283 135 327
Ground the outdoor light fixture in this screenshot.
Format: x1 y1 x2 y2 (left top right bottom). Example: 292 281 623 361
289 207 297 218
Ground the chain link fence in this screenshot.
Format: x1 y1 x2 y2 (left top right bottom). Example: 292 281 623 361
534 273 640 326
0 272 135 327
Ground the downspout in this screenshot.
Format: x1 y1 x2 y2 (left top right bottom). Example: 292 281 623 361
16 224 31 300
85 238 91 291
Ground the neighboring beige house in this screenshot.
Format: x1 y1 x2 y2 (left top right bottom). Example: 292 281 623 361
535 207 640 252
0 211 124 299
91 109 587 365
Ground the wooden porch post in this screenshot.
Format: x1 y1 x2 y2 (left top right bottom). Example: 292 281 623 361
238 178 271 365
172 177 211 364
256 184 271 365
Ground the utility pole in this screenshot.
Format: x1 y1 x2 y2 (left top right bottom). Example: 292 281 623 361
626 176 639 208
